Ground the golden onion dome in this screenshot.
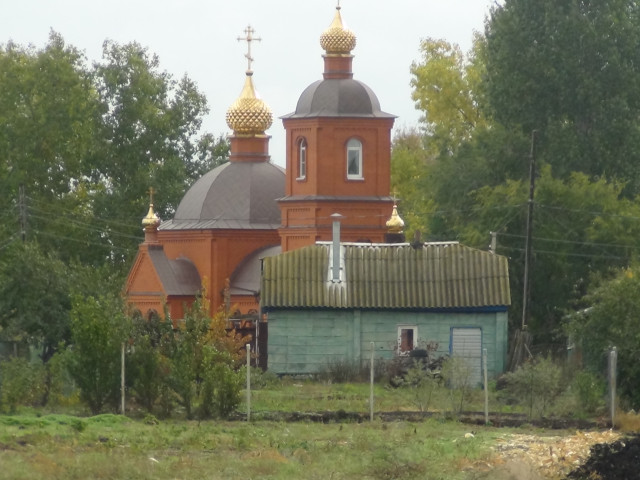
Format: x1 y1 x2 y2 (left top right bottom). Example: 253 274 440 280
142 203 161 230
320 5 356 55
386 204 405 234
226 72 273 135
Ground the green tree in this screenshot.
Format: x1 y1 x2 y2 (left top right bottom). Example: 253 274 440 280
459 167 640 337
191 133 230 179
421 124 531 241
410 36 489 157
128 311 175 413
0 33 99 206
406 35 532 240
0 33 106 263
485 0 640 193
92 40 212 235
406 8 640 343
390 129 434 240
0 34 228 268
66 294 130 414
0 357 46 413
0 242 72 362
567 266 640 408
167 300 210 419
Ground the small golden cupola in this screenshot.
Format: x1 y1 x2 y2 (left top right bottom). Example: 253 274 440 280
386 204 405 234
319 3 356 80
142 188 161 243
320 3 356 56
225 26 273 137
385 204 406 244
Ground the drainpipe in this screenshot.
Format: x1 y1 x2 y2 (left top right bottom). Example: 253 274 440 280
331 213 344 283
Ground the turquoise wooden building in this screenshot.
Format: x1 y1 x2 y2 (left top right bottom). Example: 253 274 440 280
261 241 511 381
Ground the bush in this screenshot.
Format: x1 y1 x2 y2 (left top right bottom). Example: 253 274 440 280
571 370 606 415
199 347 242 419
318 356 390 384
441 356 475 415
242 366 279 389
502 356 563 418
0 357 46 412
167 300 248 419
46 350 80 407
128 314 175 413
66 294 130 414
393 363 441 412
317 358 366 383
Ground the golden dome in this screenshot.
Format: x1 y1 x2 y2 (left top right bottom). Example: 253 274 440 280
386 204 405 234
320 6 356 55
226 73 273 135
142 203 160 230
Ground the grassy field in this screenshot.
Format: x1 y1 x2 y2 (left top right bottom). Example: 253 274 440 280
0 379 604 479
242 377 534 422
0 413 520 480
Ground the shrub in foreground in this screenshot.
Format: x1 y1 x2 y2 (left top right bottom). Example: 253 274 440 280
502 356 563 418
0 356 46 412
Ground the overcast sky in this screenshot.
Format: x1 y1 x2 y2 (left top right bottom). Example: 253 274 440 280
2 0 494 166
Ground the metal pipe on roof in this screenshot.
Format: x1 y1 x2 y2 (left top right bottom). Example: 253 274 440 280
331 213 344 283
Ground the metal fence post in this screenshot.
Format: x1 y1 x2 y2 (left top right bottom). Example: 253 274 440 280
483 348 489 425
246 343 251 422
121 342 125 415
609 346 617 428
370 342 375 421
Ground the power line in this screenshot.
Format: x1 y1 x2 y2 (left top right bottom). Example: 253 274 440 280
0 233 19 252
19 185 27 242
26 196 145 229
497 232 640 250
498 244 628 261
27 209 142 241
32 229 137 254
537 203 640 221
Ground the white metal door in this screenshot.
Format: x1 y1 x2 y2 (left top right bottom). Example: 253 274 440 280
451 327 482 386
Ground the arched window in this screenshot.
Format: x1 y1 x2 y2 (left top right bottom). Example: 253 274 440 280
346 138 362 179
297 138 307 180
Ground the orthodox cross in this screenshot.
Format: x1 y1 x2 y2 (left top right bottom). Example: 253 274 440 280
237 25 261 72
147 186 155 205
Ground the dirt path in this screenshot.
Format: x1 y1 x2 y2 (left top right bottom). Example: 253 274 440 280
488 430 621 479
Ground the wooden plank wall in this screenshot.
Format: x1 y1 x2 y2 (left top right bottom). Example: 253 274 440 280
267 309 508 377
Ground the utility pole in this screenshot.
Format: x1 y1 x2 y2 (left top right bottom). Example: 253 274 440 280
19 184 27 243
521 131 537 330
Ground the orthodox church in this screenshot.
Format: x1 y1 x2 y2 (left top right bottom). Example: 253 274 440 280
125 5 511 376
125 6 397 334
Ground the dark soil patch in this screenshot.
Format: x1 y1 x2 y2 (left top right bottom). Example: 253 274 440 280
235 410 603 430
566 434 640 479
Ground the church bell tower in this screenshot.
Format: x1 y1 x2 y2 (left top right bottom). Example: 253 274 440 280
279 4 396 252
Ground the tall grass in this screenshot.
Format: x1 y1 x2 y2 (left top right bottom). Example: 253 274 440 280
0 413 506 480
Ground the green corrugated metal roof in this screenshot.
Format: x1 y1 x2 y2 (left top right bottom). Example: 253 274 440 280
261 242 511 310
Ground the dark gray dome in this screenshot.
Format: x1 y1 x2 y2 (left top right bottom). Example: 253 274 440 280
283 79 395 119
230 244 281 295
161 161 285 230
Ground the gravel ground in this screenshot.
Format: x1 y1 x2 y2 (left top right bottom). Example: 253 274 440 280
488 430 622 479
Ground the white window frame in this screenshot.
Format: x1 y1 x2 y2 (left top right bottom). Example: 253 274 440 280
297 138 307 180
397 325 418 355
346 138 363 180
